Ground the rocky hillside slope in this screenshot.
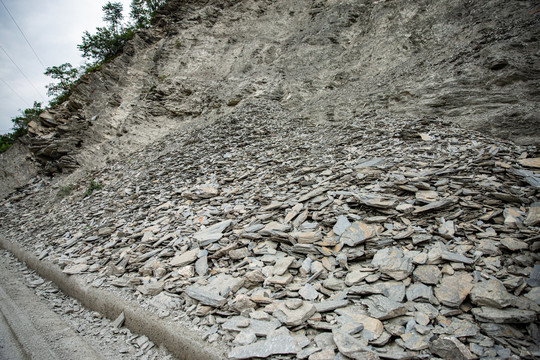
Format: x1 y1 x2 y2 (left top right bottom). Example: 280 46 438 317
1 0 539 198
2 99 540 359
0 1 539 359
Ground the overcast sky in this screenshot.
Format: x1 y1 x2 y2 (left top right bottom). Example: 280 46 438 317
0 0 132 135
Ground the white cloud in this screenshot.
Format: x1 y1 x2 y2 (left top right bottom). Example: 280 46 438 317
0 0 132 134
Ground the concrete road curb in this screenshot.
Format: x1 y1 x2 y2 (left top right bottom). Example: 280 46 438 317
0 237 226 360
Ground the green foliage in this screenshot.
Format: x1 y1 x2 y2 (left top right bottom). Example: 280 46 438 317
130 0 152 28
44 63 79 105
0 102 43 153
2 1 168 155
131 0 166 27
78 26 136 64
85 180 104 196
57 184 73 198
84 62 103 74
79 0 166 66
102 2 124 32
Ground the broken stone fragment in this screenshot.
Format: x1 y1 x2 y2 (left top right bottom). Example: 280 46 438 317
469 279 515 309
332 329 380 360
416 190 438 203
194 219 232 245
434 273 473 308
340 221 379 247
333 215 351 236
503 207 523 226
504 240 531 257
438 220 455 239
185 285 226 307
299 283 320 301
222 316 281 337
272 256 295 275
273 300 316 326
524 202 540 226
229 247 250 260
372 247 413 281
207 273 244 297
309 348 335 360
362 295 407 320
345 270 371 286
528 265 540 287
314 299 349 313
323 277 345 291
518 157 540 168
62 263 89 275
136 281 164 296
228 334 297 359
294 231 323 244
440 251 474 264
400 331 431 351
430 336 477 360
354 194 398 209
233 331 257 346
267 273 293 285
231 294 256 313
406 283 435 303
259 221 291 235
471 306 537 323
170 247 199 267
413 265 442 285
413 198 455 214
195 255 208 276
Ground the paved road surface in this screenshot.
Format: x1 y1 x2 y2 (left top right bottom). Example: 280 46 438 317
0 254 102 360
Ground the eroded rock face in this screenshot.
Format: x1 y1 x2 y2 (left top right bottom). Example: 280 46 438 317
3 0 539 199
2 98 539 359
0 1 539 359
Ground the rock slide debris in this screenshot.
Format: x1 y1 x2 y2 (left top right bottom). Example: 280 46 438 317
1 105 539 359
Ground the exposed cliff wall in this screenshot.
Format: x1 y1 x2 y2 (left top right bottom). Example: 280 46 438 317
1 0 538 198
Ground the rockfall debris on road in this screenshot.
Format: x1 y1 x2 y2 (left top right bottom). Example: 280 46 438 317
1 100 539 359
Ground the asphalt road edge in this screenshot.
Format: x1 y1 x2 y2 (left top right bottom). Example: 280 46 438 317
0 237 226 360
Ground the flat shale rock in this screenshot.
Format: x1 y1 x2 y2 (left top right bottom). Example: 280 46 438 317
434 273 473 308
185 285 227 307
170 247 199 267
524 202 540 226
314 299 349 313
299 283 320 301
222 316 280 337
469 279 515 309
340 221 379 246
228 334 297 359
430 336 477 360
413 265 442 285
194 220 232 245
273 300 316 327
332 329 380 360
372 247 413 281
406 283 435 303
2 77 540 360
62 264 89 275
362 295 407 320
399 331 431 351
336 307 384 342
333 216 351 236
471 307 537 323
500 237 528 251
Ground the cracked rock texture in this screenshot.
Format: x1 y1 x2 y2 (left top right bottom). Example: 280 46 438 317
1 0 539 198
0 0 539 359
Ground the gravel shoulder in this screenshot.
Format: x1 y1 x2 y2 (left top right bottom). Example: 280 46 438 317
0 249 177 360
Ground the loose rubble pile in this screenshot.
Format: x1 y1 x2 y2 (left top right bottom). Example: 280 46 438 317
1 100 540 359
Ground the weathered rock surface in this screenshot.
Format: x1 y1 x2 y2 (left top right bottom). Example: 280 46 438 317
0 1 539 359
